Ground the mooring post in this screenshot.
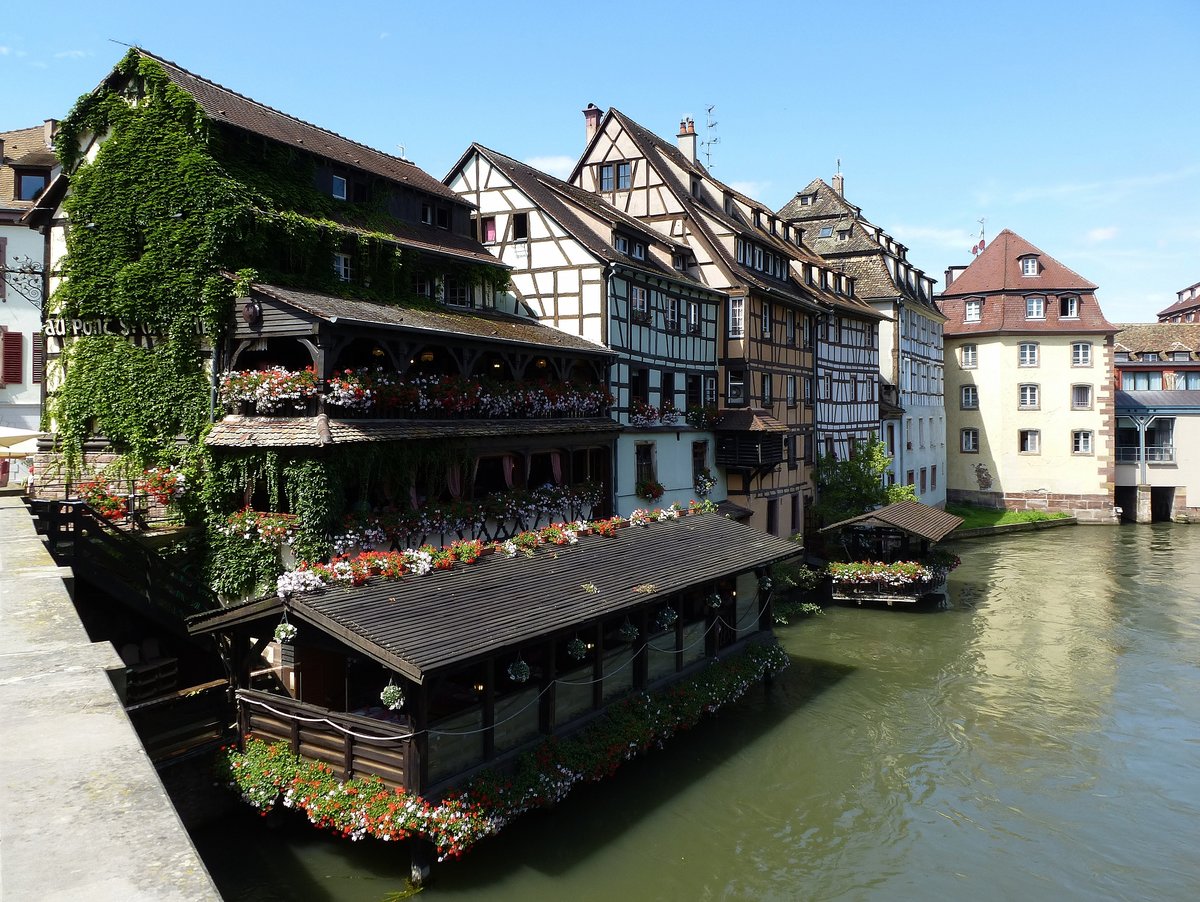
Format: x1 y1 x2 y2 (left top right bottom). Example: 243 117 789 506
410 837 433 888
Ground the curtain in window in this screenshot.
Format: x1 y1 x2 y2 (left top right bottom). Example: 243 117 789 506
550 451 562 485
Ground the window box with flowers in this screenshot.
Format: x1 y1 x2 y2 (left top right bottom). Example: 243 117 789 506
636 480 665 502
629 399 660 428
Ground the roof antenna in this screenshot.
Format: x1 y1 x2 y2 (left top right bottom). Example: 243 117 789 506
396 143 407 161
970 217 987 256
701 104 720 169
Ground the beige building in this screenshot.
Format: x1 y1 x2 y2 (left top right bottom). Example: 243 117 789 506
940 230 1117 521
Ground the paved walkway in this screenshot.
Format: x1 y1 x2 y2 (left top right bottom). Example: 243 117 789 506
0 495 220 901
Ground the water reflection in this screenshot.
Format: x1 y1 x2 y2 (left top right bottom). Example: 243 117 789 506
195 526 1200 901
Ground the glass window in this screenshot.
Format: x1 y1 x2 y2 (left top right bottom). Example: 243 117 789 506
787 375 797 406
728 297 745 338
333 253 352 282
600 164 614 191
482 216 497 243
617 162 631 189
1122 371 1163 391
1019 384 1040 409
961 385 978 409
632 242 645 260
727 371 746 406
331 175 347 200
666 298 680 331
1115 352 1130 362
1073 430 1093 454
761 373 773 406
961 429 979 453
1072 385 1093 409
631 286 649 322
762 301 772 336
1025 296 1045 319
512 213 528 240
1143 352 1160 362
1072 342 1092 366
1019 429 1040 453
688 301 701 334
965 300 982 322
614 236 629 255
1021 257 1038 276
1186 372 1200 390
1019 343 1039 367
1060 295 1079 318
961 344 978 368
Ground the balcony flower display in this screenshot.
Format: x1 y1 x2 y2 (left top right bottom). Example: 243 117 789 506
219 366 317 414
685 404 722 429
628 399 659 428
137 466 188 505
222 508 297 546
693 468 716 498
828 560 936 590
79 478 127 521
658 403 681 426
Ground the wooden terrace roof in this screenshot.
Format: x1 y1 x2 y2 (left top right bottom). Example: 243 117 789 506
188 513 800 683
820 501 963 544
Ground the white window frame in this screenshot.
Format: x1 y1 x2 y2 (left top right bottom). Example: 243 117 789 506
1019 429 1041 454
1072 342 1092 367
961 344 978 368
961 385 978 409
614 236 629 255
729 297 745 338
1019 342 1039 367
787 374 797 406
1025 296 1045 320
631 286 649 322
1021 257 1038 276
666 297 680 331
961 428 979 453
1061 295 1079 318
632 242 645 260
331 175 348 201
727 371 746 406
965 299 982 322
1019 383 1040 409
1073 430 1093 454
687 300 701 334
617 161 631 190
333 252 352 282
704 376 717 405
762 301 772 336
1071 384 1093 410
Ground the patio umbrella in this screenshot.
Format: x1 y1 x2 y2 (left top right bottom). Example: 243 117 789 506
0 427 44 459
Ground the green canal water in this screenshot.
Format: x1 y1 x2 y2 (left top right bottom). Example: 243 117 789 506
193 524 1200 901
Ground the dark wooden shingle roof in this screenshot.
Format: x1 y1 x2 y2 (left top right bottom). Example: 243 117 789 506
820 501 963 543
189 513 801 682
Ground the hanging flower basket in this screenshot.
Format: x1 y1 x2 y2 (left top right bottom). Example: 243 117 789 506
380 680 405 711
507 658 531 683
618 621 639 643
758 576 773 593
566 638 589 661
655 606 678 631
707 592 724 609
273 614 298 643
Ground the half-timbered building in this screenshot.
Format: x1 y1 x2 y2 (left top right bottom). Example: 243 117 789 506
571 107 879 536
780 175 944 504
445 143 725 515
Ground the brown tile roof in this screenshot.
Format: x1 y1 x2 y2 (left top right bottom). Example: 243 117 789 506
1 125 57 214
1113 322 1200 355
940 229 1099 296
132 49 464 205
1156 293 1200 320
941 293 1116 337
206 415 620 448
713 408 789 433
820 500 963 543
187 512 800 682
249 281 611 355
335 220 500 266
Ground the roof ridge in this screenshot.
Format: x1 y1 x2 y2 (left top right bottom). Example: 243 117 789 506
135 48 422 172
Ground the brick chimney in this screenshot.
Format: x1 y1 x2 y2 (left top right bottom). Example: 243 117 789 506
44 118 58 149
582 103 601 145
677 116 697 165
945 265 967 287
832 171 844 197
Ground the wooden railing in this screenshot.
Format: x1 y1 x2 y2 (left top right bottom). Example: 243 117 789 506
237 689 417 791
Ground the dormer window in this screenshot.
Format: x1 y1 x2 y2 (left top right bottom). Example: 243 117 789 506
1060 295 1079 318
614 236 629 255
798 193 816 206
331 175 348 201
965 299 982 322
15 170 49 201
421 202 433 225
1025 296 1045 319
723 193 733 215
818 226 834 238
672 253 687 271
632 241 645 260
691 178 701 197
1021 256 1039 276
837 228 851 241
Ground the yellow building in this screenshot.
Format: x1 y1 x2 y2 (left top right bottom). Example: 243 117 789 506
940 230 1117 521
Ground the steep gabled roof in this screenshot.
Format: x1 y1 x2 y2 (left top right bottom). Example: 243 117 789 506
127 49 464 205
452 144 713 290
1113 322 1200 355
940 229 1098 296
1 124 57 214
1156 289 1200 320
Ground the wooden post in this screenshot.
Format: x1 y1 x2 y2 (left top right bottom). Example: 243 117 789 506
343 733 354 781
592 621 604 709
541 639 556 734
410 837 433 888
483 660 495 760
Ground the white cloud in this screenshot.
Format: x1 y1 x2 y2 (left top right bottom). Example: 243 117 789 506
0 46 10 55
1086 226 1118 243
379 32 390 39
525 155 575 179
53 50 88 59
728 180 770 200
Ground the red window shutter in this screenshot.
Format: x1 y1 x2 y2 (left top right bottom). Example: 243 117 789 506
32 333 46 383
1 331 23 385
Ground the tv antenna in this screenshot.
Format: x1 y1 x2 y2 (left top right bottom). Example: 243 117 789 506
701 104 720 169
396 143 407 161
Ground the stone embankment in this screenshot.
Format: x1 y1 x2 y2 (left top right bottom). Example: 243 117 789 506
0 493 220 901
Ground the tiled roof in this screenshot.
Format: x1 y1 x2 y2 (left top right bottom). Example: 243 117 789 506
336 220 500 266
713 408 789 433
132 49 464 205
1113 322 1200 355
249 282 611 354
941 293 1116 337
1156 294 1200 320
206 415 620 448
188 512 801 682
820 500 963 543
458 144 712 291
1 125 56 213
940 229 1099 296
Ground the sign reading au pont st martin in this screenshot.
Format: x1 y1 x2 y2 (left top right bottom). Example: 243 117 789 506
43 317 207 337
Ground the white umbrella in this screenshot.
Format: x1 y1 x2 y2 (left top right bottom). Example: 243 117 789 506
0 437 39 459
0 426 42 448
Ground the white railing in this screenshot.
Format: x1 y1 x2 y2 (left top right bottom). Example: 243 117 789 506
1115 445 1175 463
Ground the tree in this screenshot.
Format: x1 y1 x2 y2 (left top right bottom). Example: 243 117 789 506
812 435 910 525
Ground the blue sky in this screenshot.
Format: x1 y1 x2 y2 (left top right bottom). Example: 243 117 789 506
3 0 1196 323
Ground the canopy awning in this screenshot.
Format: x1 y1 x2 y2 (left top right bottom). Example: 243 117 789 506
819 500 963 544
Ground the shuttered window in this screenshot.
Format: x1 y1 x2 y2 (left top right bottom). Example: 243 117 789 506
1 331 23 385
32 333 46 383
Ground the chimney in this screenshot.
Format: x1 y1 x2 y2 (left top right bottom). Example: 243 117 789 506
677 116 697 164
582 103 601 145
944 265 967 287
44 118 59 149
832 171 844 197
